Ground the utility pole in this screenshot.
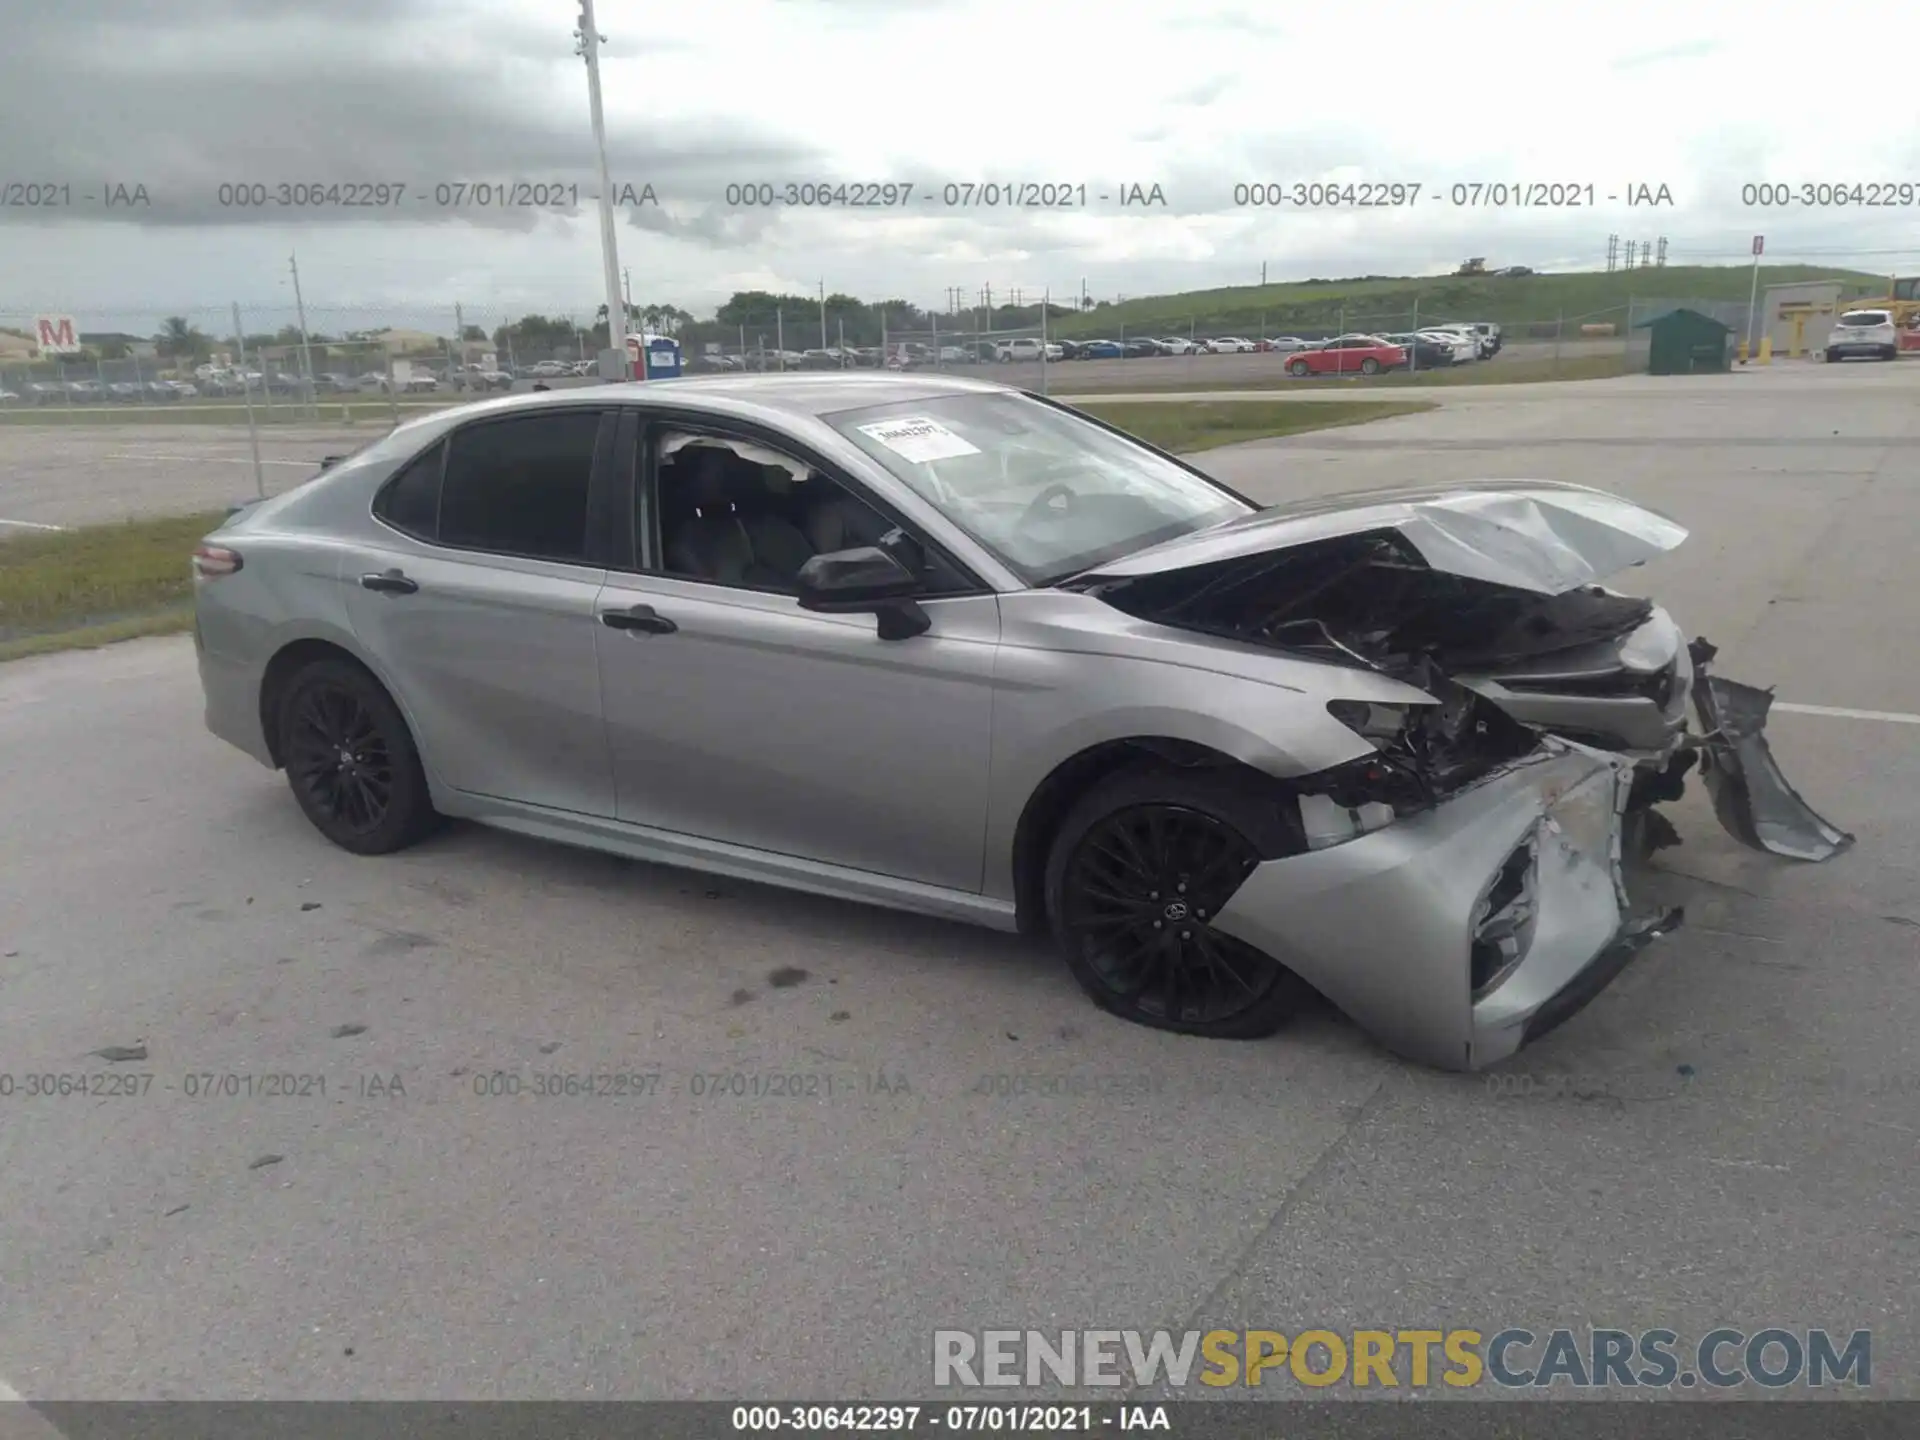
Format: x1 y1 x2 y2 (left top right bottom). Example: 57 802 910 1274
1040 287 1049 396
288 252 317 416
575 0 627 375
232 301 264 498
820 279 828 351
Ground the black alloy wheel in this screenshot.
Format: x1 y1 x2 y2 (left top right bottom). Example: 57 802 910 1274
279 659 438 855
1055 801 1292 1036
287 685 393 837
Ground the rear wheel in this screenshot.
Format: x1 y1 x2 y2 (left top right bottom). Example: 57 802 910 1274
1045 767 1307 1039
278 658 440 856
1360 357 1381 374
1825 349 1839 363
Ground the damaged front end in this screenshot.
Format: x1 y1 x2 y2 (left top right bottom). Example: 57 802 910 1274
1067 491 1853 865
1211 734 1683 1071
1057 484 1852 1068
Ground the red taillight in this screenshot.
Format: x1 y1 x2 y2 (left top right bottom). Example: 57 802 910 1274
192 543 243 578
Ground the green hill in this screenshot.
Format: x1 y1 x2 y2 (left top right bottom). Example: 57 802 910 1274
1047 264 1890 339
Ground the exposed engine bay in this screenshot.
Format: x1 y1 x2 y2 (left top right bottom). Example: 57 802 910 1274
1072 530 1657 677
1068 526 1854 865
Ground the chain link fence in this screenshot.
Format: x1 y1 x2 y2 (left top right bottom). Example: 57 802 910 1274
2 289 1801 430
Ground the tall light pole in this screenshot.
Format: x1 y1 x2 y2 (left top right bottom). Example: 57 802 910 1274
287 251 317 416
576 0 628 376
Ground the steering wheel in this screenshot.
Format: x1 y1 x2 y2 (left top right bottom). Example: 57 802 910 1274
1019 482 1078 527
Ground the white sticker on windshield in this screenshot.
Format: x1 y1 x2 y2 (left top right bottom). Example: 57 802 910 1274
857 415 981 463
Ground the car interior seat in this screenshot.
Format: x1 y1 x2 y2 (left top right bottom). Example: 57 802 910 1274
665 447 816 589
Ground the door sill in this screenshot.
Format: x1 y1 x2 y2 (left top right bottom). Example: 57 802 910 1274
446 792 1016 931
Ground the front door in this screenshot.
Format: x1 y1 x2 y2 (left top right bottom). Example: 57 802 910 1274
594 426 1001 892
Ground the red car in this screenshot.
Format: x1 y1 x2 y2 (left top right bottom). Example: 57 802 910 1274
1285 334 1407 376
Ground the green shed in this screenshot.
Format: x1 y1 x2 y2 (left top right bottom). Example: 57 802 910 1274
1636 307 1735 375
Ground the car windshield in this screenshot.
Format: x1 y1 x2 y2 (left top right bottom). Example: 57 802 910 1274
826 391 1252 585
1840 312 1889 327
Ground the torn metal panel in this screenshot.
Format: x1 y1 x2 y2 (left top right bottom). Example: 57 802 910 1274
1689 646 1856 862
1080 482 1689 594
1209 740 1671 1071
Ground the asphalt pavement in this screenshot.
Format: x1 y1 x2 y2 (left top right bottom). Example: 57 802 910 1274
0 360 1916 1403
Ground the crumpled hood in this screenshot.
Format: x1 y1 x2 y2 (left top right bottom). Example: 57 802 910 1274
1083 481 1690 595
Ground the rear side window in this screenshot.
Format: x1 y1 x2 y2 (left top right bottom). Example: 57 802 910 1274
374 441 444 540
438 411 603 562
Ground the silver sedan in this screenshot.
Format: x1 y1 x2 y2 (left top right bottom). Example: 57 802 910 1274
191 374 1852 1070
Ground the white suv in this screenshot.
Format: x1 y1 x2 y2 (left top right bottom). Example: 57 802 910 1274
1826 310 1899 363
998 338 1063 362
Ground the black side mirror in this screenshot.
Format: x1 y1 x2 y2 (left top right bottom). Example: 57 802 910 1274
797 545 919 609
797 545 930 639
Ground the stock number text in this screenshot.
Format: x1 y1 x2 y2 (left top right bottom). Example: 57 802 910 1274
1235 182 1422 207
0 1073 155 1099
1742 182 1920 207
216 182 407 208
725 182 914 207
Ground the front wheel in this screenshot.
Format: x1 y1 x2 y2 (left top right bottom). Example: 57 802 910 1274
1288 358 1311 376
278 658 440 856
1045 766 1307 1039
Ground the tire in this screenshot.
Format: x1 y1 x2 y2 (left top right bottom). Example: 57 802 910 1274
1043 764 1309 1040
277 658 440 856
1883 347 1898 361
1359 357 1381 374
1288 358 1311 376
1825 349 1839 364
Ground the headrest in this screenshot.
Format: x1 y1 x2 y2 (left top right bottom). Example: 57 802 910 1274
685 446 738 508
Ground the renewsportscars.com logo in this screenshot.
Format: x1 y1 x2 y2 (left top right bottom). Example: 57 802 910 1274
932 1328 1872 1391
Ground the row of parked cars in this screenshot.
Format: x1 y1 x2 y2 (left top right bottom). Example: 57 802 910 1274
984 323 1505 367
0 379 199 405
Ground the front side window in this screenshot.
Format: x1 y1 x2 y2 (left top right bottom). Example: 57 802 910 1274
826 392 1251 586
437 411 603 562
651 430 972 596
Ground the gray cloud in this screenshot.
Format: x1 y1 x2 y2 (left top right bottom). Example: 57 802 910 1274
0 0 831 230
4 0 1918 321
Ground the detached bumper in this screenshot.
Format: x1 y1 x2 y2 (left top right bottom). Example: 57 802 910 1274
1210 741 1680 1071
1688 641 1854 862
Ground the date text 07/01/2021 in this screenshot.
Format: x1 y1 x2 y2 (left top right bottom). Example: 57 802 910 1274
1230 181 1675 208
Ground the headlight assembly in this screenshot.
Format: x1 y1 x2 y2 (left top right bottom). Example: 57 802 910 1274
1326 699 1419 746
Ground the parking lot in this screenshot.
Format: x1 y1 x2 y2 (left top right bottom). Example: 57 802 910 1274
1 359 1917 1402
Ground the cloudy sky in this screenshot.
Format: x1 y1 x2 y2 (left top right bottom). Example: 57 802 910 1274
4 0 1919 334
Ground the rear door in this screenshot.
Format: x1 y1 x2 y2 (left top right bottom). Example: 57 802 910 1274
340 406 622 817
